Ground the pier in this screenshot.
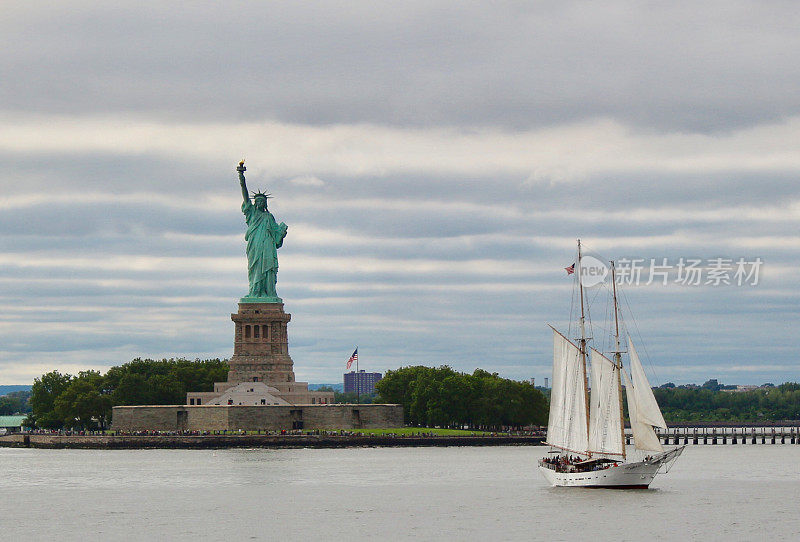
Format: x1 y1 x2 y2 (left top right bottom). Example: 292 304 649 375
625 426 800 446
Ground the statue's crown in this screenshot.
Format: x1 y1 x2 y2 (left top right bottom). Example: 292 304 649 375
251 189 272 200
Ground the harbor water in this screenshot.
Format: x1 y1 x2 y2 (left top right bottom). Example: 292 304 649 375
2 445 798 541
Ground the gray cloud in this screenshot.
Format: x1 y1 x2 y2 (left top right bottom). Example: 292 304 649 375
0 2 798 385
3 2 800 132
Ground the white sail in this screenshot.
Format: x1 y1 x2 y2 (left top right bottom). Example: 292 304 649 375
588 348 624 456
546 328 589 453
622 369 664 452
628 337 667 429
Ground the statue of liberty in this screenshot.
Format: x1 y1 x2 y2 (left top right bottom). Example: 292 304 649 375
236 161 288 302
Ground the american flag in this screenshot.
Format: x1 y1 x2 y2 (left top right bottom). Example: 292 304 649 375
565 263 575 275
346 348 358 370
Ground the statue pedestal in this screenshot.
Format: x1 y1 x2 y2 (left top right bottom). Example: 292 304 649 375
186 301 334 406
228 302 294 384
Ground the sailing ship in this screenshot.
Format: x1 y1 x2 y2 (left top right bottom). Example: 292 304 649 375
539 240 684 488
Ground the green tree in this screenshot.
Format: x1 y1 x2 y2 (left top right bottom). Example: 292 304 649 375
0 390 31 415
53 371 112 430
0 397 15 415
147 374 184 405
107 358 228 406
28 358 230 428
375 365 429 421
375 365 548 429
702 379 721 391
29 371 72 429
333 391 374 404
652 383 800 422
111 373 149 405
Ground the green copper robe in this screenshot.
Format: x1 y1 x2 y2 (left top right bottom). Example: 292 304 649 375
242 199 288 299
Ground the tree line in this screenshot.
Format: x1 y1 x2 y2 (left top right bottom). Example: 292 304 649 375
24 355 800 431
653 382 800 422
28 358 228 430
374 365 548 429
0 390 31 415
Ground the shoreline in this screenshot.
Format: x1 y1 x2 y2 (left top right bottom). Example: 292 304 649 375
0 433 545 450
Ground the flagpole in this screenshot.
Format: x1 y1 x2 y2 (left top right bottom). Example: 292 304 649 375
356 347 360 404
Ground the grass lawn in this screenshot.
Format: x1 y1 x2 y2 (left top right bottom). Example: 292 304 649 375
100 428 510 436
336 427 504 436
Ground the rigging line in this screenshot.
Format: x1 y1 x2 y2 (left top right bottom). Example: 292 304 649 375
583 278 604 342
575 236 612 340
567 241 579 339
603 284 612 354
591 323 613 353
567 242 580 337
595 281 614 354
620 288 663 386
586 281 605 307
584 281 609 354
568 268 576 339
614 308 633 383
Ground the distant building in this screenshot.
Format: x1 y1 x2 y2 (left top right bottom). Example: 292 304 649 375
344 370 382 395
722 385 759 393
0 415 28 434
544 377 549 388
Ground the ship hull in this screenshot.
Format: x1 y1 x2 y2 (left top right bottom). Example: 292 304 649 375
539 446 685 488
539 460 661 488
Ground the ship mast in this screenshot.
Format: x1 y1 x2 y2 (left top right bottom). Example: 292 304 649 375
610 261 627 459
577 240 591 450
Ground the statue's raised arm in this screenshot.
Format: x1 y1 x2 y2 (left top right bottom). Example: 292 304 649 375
237 160 249 204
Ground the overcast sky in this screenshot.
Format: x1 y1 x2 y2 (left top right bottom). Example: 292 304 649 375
1 2 798 385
